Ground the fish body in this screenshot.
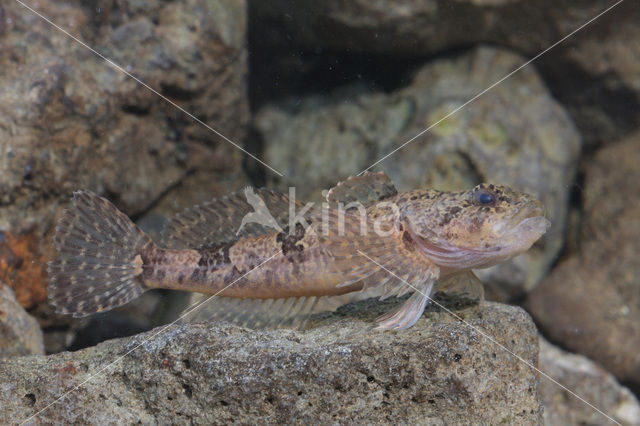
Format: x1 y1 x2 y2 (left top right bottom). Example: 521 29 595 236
142 229 356 299
47 172 549 329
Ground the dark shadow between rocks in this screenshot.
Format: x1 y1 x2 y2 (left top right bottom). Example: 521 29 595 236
538 55 640 150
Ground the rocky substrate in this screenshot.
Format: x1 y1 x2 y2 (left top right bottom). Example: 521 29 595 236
2 301 542 424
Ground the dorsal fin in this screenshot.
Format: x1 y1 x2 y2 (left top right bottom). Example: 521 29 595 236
162 188 302 250
326 171 398 207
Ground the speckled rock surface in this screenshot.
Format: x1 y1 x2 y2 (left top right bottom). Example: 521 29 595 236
0 0 248 307
251 0 640 147
538 338 640 426
0 281 44 358
1 301 541 424
527 132 640 386
255 46 580 299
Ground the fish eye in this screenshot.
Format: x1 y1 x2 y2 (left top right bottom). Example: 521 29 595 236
474 190 496 205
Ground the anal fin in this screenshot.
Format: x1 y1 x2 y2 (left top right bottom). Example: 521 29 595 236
183 294 353 330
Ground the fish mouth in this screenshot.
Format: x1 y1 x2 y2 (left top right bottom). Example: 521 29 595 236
495 200 548 234
498 200 550 246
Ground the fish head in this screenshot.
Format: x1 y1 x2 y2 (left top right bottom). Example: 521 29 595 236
400 184 550 271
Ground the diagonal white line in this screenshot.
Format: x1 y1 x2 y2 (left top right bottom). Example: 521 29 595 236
14 0 284 177
356 250 622 426
19 251 282 425
13 0 626 423
359 0 625 175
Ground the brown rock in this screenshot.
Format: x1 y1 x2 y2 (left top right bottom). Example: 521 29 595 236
540 3 640 148
0 301 541 424
0 230 47 308
527 132 640 385
0 1 249 308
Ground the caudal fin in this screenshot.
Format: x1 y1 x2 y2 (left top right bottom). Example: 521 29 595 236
47 191 153 317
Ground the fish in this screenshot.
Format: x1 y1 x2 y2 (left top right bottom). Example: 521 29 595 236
46 172 550 330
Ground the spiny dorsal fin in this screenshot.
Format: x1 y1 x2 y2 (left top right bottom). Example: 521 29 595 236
183 294 355 330
326 171 398 208
162 188 303 250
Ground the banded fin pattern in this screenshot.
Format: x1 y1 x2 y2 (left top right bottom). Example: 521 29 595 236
47 191 153 317
326 171 398 207
162 188 301 250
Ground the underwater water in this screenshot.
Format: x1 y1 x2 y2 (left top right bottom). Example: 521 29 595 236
1 0 639 424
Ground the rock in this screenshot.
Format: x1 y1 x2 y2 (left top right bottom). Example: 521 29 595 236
0 281 44 357
538 2 640 149
251 0 640 147
0 230 47 309
538 337 640 426
0 0 249 307
526 132 640 386
0 301 541 424
255 46 580 299
251 0 605 56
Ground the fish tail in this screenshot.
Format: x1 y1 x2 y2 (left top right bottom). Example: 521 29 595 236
47 190 154 317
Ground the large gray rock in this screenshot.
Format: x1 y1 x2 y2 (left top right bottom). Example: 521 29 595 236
539 338 640 426
251 0 640 147
255 46 580 299
0 0 248 308
527 132 640 386
0 282 44 358
1 301 541 424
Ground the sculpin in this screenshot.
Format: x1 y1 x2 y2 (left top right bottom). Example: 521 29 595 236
47 172 549 330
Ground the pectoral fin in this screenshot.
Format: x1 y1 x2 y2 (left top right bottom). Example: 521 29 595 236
316 209 438 299
375 280 435 330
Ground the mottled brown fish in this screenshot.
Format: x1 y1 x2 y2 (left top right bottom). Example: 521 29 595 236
47 172 549 330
